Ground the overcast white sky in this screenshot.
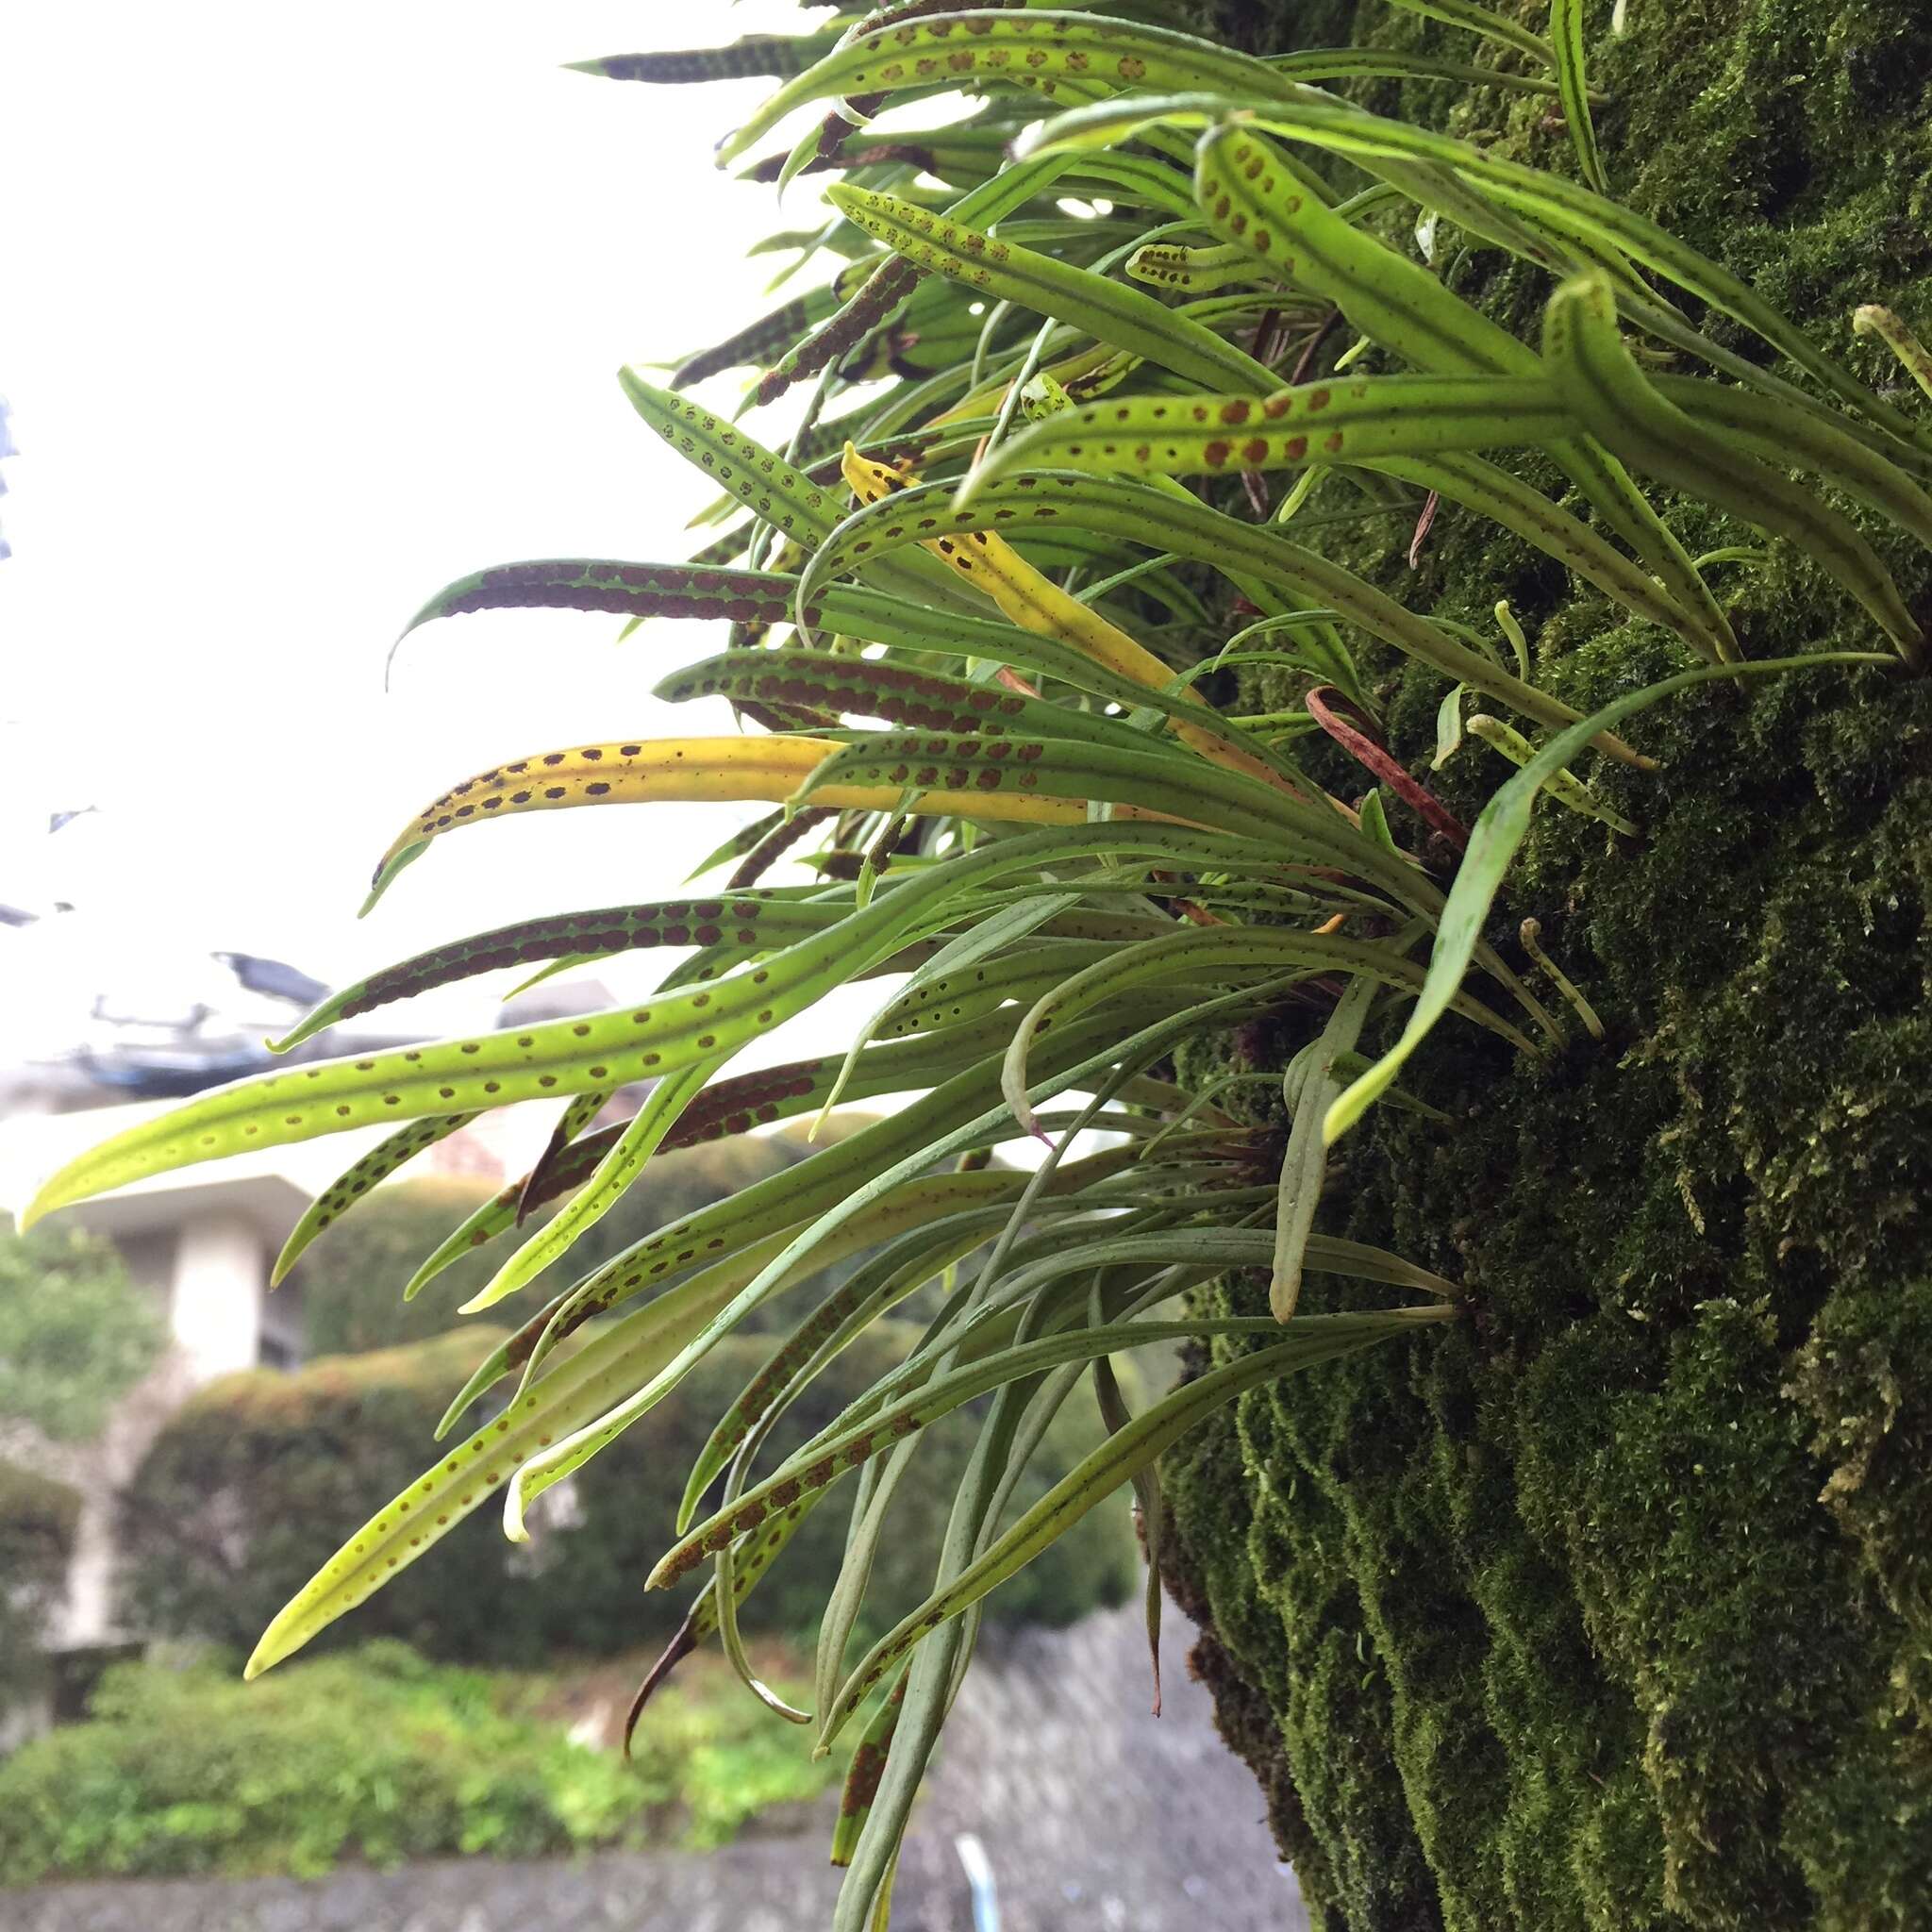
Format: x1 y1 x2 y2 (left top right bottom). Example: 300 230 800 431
0 2 906 1058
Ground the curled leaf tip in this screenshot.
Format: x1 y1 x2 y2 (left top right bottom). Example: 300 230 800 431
502 1480 533 1545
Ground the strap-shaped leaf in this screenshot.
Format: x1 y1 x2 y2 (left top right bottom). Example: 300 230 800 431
274 891 842 1052
831 1664 910 1867
461 1060 718 1314
824 183 1274 393
994 923 1538 1141
1325 651 1893 1142
251 1146 1154 1683
567 32 846 86
669 263 874 388
1189 123 1734 661
1272 972 1378 1321
619 373 970 614
1363 452 1711 643
269 1112 475 1287
1548 0 1607 193
504 1010 1214 1424
1269 46 1565 93
797 470 1652 761
361 734 1093 911
649 1313 1303 1591
968 371 1574 488
444 991 1215 1422
501 981 1308 1519
1543 275 1925 664
816 1303 1457 1743
24 824 1235 1226
834 445 1323 795
714 10 1301 168
785 729 1441 918
678 1174 1132 1530
657 650 1196 767
242 1229 810 1678
1371 0 1554 67
758 144 1090 407
1657 377 1932 552
1020 92 1932 462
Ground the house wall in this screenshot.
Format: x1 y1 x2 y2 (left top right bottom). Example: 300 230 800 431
166 1212 264 1386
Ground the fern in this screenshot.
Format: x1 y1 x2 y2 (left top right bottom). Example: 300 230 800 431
28 5 1926 1921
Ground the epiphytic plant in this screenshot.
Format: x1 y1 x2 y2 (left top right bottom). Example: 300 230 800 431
26 5 1930 1922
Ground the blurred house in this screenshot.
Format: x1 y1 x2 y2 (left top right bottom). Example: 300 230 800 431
0 909 615 1726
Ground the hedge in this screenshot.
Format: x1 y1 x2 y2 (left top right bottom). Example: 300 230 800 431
291 1138 839 1358
120 1318 1136 1665
0 1457 82 1700
0 1639 832 1880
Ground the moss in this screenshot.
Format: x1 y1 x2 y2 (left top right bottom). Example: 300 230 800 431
1164 3 1932 1927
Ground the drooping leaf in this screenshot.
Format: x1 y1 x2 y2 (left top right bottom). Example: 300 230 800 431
816 1304 1457 1744
824 183 1275 393
1324 652 1893 1141
798 469 1654 760
269 1113 476 1287
1542 275 1925 664
1548 0 1607 192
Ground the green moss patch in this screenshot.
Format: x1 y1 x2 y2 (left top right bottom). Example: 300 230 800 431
1167 4 1932 1926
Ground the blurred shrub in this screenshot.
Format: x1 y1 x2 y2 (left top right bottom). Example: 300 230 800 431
120 1319 1136 1665
0 1639 829 1881
291 1133 831 1358
0 1216 164 1441
0 1457 82 1700
291 1178 507 1356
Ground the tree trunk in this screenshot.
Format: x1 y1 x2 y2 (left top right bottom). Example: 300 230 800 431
1163 3 1932 1926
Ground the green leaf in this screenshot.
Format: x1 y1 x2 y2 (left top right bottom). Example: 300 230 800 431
824 183 1274 393
244 1250 777 1677
817 1304 1457 1743
1542 275 1925 664
269 1113 475 1287
460 1060 718 1314
1369 0 1555 68
993 924 1537 1143
651 1313 1299 1593
798 470 1653 761
1548 0 1607 192
1272 972 1378 1321
1324 652 1894 1142
271 891 844 1053
1019 92 1932 462
714 11 1301 169
27 824 1211 1225
970 371 1574 488
567 33 846 86
1186 123 1735 661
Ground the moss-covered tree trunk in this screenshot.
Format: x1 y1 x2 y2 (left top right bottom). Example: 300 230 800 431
1164 3 1932 1925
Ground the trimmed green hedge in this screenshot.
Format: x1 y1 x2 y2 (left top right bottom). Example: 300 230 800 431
121 1318 1136 1665
291 1139 859 1357
0 1458 82 1701
0 1640 832 1881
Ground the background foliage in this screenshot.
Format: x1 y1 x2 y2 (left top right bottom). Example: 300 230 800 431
0 1640 832 1882
0 1457 82 1704
0 1217 164 1441
121 1312 1134 1663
